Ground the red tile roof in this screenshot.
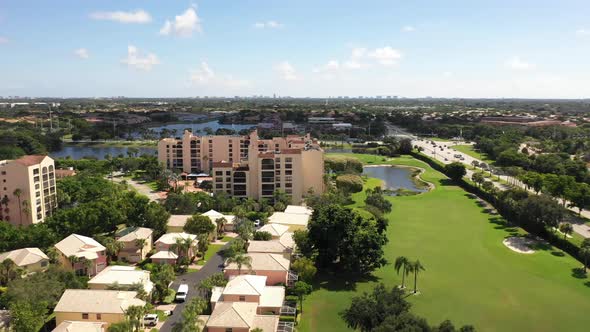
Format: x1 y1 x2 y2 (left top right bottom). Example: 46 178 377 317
281 149 302 154
212 162 232 168
14 155 47 166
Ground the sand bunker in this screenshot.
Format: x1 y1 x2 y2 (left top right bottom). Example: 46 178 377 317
503 236 536 254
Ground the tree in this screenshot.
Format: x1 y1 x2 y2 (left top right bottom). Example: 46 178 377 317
558 222 573 240
197 233 209 258
481 181 494 192
580 245 590 274
215 217 227 237
308 204 387 273
172 296 207 332
445 162 466 182
0 258 21 286
566 182 590 215
292 281 313 313
471 160 480 169
151 264 175 303
471 172 484 187
124 305 146 332
102 237 124 262
226 253 252 275
135 238 147 259
198 272 228 298
184 214 215 236
13 188 23 225
291 257 317 283
408 260 426 294
9 300 48 332
394 256 410 289
398 138 413 154
365 187 392 214
108 321 134 332
336 174 364 193
171 237 194 262
235 219 255 243
253 231 272 241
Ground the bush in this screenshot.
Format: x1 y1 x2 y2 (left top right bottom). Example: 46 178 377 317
335 174 363 193
253 231 272 241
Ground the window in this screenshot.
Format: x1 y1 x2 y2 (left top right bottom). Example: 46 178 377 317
239 296 246 302
216 184 223 189
226 171 231 176
82 313 89 319
286 157 293 162
215 171 223 176
96 313 102 320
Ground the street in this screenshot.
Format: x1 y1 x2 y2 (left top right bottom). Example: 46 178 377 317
159 244 227 332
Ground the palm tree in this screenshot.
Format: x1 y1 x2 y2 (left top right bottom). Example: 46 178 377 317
394 256 410 289
103 237 124 262
215 217 227 237
12 188 22 226
21 200 30 220
171 237 194 260
408 260 426 294
580 246 590 274
559 222 573 240
125 305 147 332
226 253 252 275
134 238 147 259
0 259 20 286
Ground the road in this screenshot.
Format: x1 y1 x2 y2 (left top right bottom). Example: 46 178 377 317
159 245 227 332
386 124 590 238
111 176 161 202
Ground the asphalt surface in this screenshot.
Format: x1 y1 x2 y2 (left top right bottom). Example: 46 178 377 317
159 245 227 332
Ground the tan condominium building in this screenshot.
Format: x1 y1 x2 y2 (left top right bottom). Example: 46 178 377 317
0 155 57 226
158 130 325 204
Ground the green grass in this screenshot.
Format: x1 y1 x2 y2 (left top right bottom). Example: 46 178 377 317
301 153 590 332
196 244 224 265
452 144 494 163
219 235 233 242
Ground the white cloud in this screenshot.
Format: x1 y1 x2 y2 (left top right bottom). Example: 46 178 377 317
313 60 340 73
90 9 152 24
505 56 535 71
275 61 299 81
576 28 590 36
254 20 284 29
190 61 249 88
121 45 160 71
351 47 367 59
367 47 402 66
402 25 416 32
160 7 201 37
74 48 89 59
0 36 8 44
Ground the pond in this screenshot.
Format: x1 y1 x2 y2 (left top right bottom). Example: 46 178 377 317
50 146 157 160
363 165 429 193
130 120 256 139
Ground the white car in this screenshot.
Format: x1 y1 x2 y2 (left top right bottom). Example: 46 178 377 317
143 314 159 327
175 284 189 302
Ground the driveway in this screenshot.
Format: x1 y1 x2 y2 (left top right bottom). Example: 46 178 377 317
159 244 227 332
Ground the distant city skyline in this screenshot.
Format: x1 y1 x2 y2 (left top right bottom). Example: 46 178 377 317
1 0 590 98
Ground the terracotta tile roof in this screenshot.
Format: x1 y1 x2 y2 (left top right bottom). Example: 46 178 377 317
14 155 48 166
212 162 232 168
281 148 302 154
55 169 76 178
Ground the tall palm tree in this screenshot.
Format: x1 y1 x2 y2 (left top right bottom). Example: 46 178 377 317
21 200 30 220
408 260 426 294
12 188 22 226
171 237 194 259
394 256 410 289
0 259 20 286
125 305 147 332
227 254 252 275
215 217 227 237
580 244 590 274
559 222 573 240
134 238 147 259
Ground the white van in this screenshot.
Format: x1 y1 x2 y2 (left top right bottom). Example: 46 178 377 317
175 284 189 302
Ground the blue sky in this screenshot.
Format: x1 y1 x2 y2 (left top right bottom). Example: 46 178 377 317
1 0 590 98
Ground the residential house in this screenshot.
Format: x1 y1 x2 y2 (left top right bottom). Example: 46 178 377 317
88 266 153 295
0 247 49 275
224 253 292 286
267 206 312 231
152 232 197 264
211 275 285 314
257 223 290 239
202 209 236 232
115 227 153 263
167 215 191 233
53 290 145 328
54 234 107 277
200 302 279 332
247 233 295 259
52 321 106 332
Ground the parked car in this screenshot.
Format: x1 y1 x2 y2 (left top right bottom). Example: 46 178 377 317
175 284 189 302
143 314 159 327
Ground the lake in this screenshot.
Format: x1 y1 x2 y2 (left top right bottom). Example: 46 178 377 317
363 165 428 193
130 120 255 139
50 146 157 160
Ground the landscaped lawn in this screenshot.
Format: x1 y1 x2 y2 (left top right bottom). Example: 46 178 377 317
196 244 224 265
452 144 494 164
299 153 590 332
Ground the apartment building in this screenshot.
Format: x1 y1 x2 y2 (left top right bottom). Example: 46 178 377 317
158 130 324 204
0 155 57 226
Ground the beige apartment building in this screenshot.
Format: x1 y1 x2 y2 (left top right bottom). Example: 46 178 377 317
0 155 57 226
158 130 324 204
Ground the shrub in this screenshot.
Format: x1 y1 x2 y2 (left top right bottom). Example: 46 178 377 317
335 174 363 193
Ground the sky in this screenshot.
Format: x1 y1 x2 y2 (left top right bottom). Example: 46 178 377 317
1 0 590 98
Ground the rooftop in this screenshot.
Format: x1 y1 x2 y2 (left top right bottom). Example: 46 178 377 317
0 247 48 267
155 232 197 245
226 253 290 271
14 155 49 166
268 212 310 227
52 320 106 332
284 205 313 215
116 227 153 242
54 234 106 260
151 250 178 260
167 215 192 228
54 290 145 314
88 266 153 294
258 223 290 237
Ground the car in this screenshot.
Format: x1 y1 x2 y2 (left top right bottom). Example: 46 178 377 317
175 284 189 302
143 314 159 327
253 219 261 227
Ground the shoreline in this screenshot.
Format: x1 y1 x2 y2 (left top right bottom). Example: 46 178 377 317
363 163 435 192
